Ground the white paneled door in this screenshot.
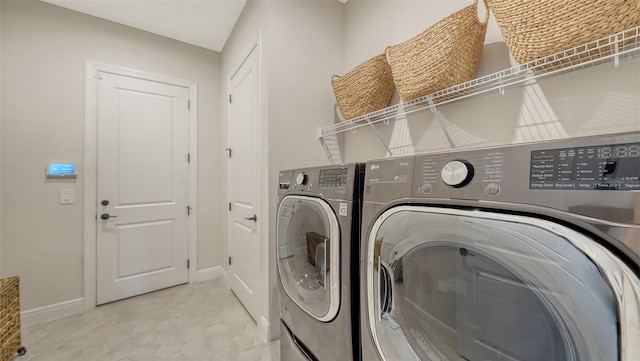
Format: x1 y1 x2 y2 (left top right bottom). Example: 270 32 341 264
228 43 262 322
96 72 190 305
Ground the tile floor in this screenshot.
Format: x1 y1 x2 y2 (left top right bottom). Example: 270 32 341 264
12 279 280 361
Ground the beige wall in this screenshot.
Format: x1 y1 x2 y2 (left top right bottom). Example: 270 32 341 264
0 0 223 310
221 0 344 339
340 0 640 162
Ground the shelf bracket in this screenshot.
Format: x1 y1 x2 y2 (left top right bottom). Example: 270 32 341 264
427 95 437 113
319 136 334 164
365 117 392 157
318 125 343 164
427 96 455 149
614 34 620 68
498 79 505 96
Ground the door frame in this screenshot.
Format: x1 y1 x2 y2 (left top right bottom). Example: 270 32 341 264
83 61 198 310
226 33 269 336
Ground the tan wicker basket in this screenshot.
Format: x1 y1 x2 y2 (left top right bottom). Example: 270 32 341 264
387 0 489 101
331 54 394 121
1 276 21 361
487 0 640 63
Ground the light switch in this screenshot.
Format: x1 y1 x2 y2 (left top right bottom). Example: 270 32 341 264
59 189 74 205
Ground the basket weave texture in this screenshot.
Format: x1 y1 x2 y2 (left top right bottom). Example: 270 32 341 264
487 0 640 63
1 276 21 361
387 0 489 101
331 54 394 121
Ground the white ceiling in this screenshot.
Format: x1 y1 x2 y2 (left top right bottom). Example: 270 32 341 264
42 0 247 52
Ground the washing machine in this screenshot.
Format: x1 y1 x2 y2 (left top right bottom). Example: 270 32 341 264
277 163 365 361
360 132 640 361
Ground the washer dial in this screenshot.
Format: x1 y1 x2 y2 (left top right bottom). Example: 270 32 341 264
441 160 474 188
295 172 308 186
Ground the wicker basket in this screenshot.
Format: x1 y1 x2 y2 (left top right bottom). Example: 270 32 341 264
386 0 489 101
1 276 21 361
487 0 640 63
331 54 394 121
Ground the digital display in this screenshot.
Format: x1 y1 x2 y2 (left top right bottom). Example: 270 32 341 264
47 163 77 177
319 168 348 188
530 142 640 190
597 145 640 159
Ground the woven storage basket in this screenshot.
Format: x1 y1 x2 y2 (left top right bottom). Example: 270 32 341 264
387 0 489 101
487 0 640 63
332 54 394 121
0 277 21 361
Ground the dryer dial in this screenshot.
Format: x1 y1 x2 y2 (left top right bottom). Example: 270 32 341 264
295 172 308 186
441 160 474 188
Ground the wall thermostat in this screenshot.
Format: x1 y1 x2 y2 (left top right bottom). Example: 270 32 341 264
47 163 77 178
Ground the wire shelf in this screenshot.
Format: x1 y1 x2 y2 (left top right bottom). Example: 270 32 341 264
319 26 640 139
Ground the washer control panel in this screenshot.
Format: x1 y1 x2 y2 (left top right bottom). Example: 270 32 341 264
318 167 349 188
364 132 639 226
279 164 363 199
530 141 640 190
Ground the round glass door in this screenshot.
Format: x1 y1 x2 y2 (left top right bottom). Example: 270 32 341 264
277 195 340 322
367 206 640 361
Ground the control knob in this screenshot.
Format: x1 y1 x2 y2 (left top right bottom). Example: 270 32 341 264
441 160 474 188
295 172 308 186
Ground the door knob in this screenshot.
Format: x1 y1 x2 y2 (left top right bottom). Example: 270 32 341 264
101 200 109 206
244 215 257 222
100 213 117 220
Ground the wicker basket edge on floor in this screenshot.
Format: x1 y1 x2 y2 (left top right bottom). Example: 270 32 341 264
0 276 22 361
386 0 489 101
487 0 640 63
331 53 395 121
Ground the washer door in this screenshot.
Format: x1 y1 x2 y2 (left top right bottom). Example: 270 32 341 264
367 206 640 361
277 195 341 322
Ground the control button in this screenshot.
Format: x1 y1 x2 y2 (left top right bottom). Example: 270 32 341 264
421 183 433 194
485 183 501 196
441 160 474 188
295 172 308 186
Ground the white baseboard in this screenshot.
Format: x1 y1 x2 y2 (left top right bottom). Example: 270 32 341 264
258 316 273 342
21 298 84 327
196 266 228 284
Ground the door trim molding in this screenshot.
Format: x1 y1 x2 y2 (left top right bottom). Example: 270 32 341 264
83 61 198 310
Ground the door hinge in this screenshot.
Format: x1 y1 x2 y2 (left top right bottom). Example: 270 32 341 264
187 206 192 215
187 153 191 163
188 100 191 110
229 95 232 103
187 259 190 269
228 202 232 211
228 256 232 266
225 148 232 158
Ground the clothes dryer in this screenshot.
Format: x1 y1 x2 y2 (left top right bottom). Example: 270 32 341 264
277 164 365 361
360 132 640 361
